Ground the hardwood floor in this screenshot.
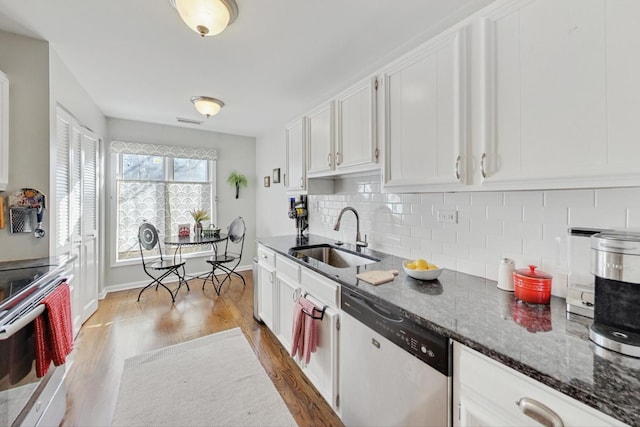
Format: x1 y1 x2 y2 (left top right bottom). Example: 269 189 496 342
61 272 344 427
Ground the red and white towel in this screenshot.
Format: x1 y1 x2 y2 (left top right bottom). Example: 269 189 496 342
290 297 319 364
34 283 74 377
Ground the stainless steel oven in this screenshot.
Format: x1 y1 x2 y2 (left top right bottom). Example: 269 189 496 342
0 263 70 427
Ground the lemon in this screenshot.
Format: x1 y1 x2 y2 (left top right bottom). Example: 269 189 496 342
416 259 428 269
406 262 417 270
427 264 438 270
415 266 427 271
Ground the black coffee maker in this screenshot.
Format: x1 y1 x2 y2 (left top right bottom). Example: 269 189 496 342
288 196 308 240
590 231 640 357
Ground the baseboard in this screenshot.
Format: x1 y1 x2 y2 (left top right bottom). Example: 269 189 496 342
103 264 252 296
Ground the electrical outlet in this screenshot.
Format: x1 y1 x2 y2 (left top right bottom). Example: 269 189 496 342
437 210 458 224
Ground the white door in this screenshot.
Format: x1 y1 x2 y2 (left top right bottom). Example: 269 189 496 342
298 305 339 412
80 130 99 324
285 118 305 191
276 275 298 351
478 0 640 187
257 262 276 330
336 77 377 171
54 107 100 334
306 102 334 176
382 27 468 190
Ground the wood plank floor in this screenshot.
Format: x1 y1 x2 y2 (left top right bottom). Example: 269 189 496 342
61 272 344 427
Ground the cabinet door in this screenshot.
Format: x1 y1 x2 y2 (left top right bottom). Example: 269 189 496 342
306 102 334 176
0 71 8 191
479 0 640 188
257 262 277 331
298 306 340 411
382 27 468 191
285 118 305 191
276 274 298 351
455 343 625 427
335 77 378 171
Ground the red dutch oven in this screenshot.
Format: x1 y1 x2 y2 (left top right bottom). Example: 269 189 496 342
513 265 552 305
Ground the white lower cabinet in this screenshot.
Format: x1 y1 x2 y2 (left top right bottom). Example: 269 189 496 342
453 342 626 427
257 246 277 331
260 249 341 414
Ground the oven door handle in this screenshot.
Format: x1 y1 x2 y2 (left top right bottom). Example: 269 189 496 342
0 304 46 340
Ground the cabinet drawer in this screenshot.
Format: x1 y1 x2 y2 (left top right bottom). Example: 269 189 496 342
300 268 339 308
257 245 275 267
276 255 300 283
459 346 625 426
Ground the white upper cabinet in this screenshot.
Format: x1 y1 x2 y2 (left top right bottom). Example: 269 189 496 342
285 117 306 192
306 101 334 176
479 0 640 189
0 71 8 191
305 77 379 179
381 27 468 191
335 77 378 173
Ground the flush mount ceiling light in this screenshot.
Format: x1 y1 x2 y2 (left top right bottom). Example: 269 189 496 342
191 96 224 118
170 0 239 37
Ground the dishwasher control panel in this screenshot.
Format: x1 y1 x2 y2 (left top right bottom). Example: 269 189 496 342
341 287 450 376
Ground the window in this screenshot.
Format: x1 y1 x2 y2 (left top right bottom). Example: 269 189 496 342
111 141 217 263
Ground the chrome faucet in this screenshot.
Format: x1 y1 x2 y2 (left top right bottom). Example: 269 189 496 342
334 207 368 252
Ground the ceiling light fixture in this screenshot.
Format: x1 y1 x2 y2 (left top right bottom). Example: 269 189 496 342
191 96 224 118
170 0 239 37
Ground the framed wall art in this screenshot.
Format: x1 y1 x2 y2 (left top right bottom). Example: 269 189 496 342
273 168 281 184
264 176 270 187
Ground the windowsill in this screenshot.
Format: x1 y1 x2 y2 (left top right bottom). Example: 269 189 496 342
110 250 214 268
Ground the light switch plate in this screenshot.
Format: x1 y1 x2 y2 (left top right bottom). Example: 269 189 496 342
437 210 458 224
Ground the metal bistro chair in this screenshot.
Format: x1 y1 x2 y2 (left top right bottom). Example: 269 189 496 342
202 217 246 295
138 221 189 303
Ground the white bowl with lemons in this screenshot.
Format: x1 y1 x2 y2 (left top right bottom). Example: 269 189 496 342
403 258 443 281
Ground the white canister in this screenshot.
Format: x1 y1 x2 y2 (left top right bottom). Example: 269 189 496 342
497 258 515 291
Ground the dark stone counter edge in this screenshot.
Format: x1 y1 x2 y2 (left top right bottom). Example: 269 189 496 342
257 237 633 426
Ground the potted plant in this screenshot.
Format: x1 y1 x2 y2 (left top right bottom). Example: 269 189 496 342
190 208 210 234
227 170 248 199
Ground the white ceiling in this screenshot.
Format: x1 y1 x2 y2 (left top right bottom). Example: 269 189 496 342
0 0 493 137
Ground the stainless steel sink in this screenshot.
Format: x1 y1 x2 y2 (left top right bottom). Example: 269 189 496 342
290 244 379 268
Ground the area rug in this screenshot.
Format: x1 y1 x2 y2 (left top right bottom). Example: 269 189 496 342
111 328 297 426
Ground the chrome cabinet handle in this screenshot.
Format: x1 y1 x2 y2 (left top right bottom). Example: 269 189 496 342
455 155 461 180
300 177 303 187
336 151 341 166
283 172 287 186
516 398 564 427
480 153 487 179
269 271 274 283
327 153 332 167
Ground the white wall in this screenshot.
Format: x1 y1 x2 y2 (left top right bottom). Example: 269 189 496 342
106 118 256 290
0 30 50 261
255 125 298 239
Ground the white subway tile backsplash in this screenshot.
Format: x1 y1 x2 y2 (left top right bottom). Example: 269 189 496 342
444 192 472 207
487 206 523 221
504 190 544 207
309 183 635 299
544 189 595 208
569 207 626 229
471 192 504 206
523 207 568 224
596 187 640 208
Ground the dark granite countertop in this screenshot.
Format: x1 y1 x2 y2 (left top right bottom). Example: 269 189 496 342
258 234 640 425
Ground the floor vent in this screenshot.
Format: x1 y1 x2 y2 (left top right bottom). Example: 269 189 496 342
176 117 203 125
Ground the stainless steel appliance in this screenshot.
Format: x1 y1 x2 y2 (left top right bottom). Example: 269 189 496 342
0 261 69 426
340 286 451 426
590 231 640 357
566 227 610 318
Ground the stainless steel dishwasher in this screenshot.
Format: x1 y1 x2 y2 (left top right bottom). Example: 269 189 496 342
340 286 451 427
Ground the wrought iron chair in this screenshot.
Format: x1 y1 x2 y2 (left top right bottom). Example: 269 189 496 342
202 217 246 295
137 221 188 302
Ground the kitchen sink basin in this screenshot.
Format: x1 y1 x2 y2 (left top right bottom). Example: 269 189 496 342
290 244 379 268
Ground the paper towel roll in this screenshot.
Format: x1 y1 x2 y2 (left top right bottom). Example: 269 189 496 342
497 258 515 291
